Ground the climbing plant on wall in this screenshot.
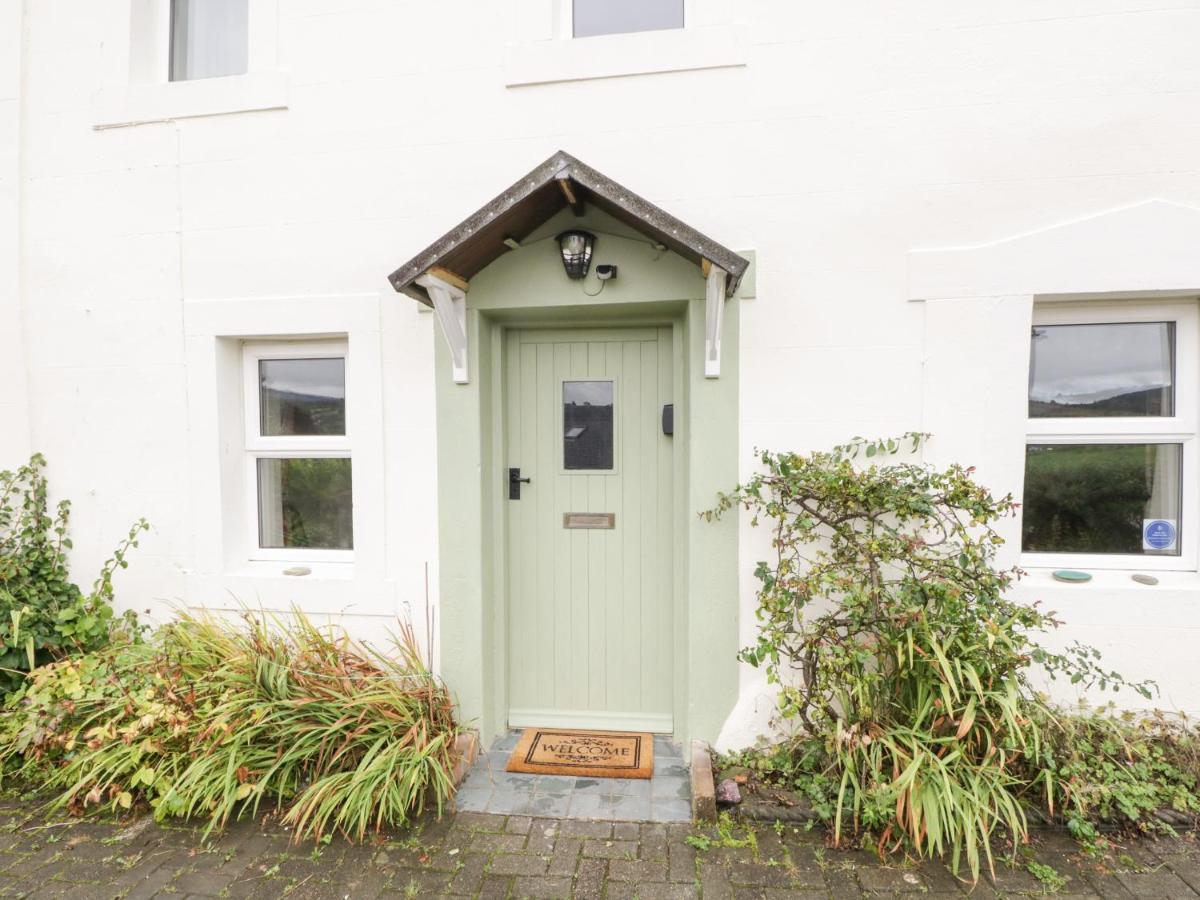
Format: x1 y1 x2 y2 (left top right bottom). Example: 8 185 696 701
0 454 147 694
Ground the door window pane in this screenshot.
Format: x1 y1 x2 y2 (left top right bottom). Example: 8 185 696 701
257 458 353 549
1029 322 1175 417
573 0 684 38
1022 443 1182 555
564 381 614 470
259 358 346 437
170 0 248 81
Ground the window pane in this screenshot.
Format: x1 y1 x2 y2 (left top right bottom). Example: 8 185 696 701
259 358 346 437
170 0 248 81
1022 443 1181 555
573 0 684 37
564 381 614 470
1029 322 1174 417
257 458 353 550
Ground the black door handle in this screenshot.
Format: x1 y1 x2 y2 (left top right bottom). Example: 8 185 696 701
508 467 531 500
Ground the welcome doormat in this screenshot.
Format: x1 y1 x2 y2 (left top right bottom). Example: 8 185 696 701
506 729 654 779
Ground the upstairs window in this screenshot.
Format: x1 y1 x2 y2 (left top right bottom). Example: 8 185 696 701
244 342 353 562
1022 302 1198 570
170 0 248 81
572 0 684 38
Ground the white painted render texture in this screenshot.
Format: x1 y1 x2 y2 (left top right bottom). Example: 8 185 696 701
4 0 1200 746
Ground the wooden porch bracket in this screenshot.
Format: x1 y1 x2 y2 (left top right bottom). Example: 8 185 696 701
704 262 728 378
416 270 469 384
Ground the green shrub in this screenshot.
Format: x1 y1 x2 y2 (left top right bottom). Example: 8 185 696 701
0 608 459 842
1032 706 1200 837
0 454 147 693
706 435 1158 881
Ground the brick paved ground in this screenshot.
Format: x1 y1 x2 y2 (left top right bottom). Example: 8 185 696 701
1 793 1198 898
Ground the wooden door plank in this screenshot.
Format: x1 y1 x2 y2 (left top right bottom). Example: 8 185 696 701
603 339 624 713
654 327 675 713
549 340 573 715
620 338 643 715
585 340 608 711
534 341 556 711
567 340 591 712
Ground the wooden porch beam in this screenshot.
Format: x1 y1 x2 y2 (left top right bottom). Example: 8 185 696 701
558 178 584 216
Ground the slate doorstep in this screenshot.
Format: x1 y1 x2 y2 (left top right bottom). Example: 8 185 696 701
690 740 717 823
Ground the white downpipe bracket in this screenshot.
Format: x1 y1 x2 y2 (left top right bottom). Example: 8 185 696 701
416 272 469 384
705 264 728 378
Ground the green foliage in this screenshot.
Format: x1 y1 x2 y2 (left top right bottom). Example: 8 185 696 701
0 608 458 842
0 454 147 694
1025 858 1068 893
686 812 758 855
706 435 1156 882
1031 706 1200 835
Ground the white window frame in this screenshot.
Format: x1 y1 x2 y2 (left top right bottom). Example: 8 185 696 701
553 0 684 40
93 0 286 129
167 0 250 83
504 0 745 87
1022 299 1200 572
242 340 353 564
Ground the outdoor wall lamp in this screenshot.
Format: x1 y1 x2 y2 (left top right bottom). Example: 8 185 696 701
557 230 595 279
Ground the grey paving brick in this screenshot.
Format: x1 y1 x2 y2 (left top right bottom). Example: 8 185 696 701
547 837 582 876
489 852 551 876
511 874 573 898
608 857 669 881
557 819 611 839
471 831 529 853
1116 868 1197 898
613 821 640 841
526 819 560 854
668 839 697 882
582 839 638 860
505 815 534 835
574 856 608 900
448 851 489 895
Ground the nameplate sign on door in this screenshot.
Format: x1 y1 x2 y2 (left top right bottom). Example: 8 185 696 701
563 513 616 529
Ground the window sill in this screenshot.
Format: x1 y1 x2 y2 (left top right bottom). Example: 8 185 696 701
504 25 746 87
1019 565 1199 588
1021 550 1193 574
92 70 289 130
182 566 399 619
234 560 355 580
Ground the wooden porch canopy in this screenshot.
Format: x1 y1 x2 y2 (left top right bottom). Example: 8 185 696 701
387 151 749 382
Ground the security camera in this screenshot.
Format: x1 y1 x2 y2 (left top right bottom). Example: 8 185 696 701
596 264 618 281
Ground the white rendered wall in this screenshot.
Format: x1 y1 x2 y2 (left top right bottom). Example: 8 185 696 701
0 0 30 470
8 1 1200 744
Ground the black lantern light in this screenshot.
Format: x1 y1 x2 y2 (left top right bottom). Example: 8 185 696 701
557 230 595 280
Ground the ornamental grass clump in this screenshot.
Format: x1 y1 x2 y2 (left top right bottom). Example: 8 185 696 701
707 435 1157 881
0 608 457 842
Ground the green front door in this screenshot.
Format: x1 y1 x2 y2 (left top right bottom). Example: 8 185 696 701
504 327 674 733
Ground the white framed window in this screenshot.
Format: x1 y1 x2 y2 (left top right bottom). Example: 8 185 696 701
243 341 353 563
93 0 286 128
505 0 744 87
1022 299 1199 571
567 0 684 38
169 0 248 81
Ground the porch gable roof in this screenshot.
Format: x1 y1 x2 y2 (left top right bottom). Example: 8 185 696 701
387 150 749 305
